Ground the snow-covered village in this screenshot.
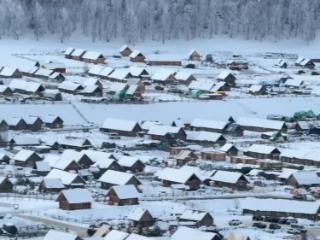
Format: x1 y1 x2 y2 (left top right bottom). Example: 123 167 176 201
1 1 320 240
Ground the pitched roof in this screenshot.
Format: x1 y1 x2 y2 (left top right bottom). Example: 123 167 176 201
14 149 37 162
104 230 129 240
156 168 200 184
46 169 82 186
109 185 139 199
59 188 92 204
211 170 246 184
44 230 78 240
102 118 139 132
191 119 228 130
172 227 217 240
238 117 285 130
186 131 223 142
99 170 135 185
246 144 279 154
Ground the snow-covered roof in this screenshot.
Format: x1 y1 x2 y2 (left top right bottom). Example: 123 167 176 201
128 208 151 221
211 170 246 184
99 170 135 185
0 85 11 93
180 210 210 221
118 156 142 168
130 50 144 58
14 149 37 162
35 68 54 77
172 227 217 240
220 143 236 152
59 188 92 203
246 144 279 154
238 117 285 130
105 82 128 93
119 45 131 52
126 84 139 95
64 47 75 55
249 85 263 92
11 135 40 145
108 69 131 81
9 80 43 93
44 230 78 240
58 81 82 91
0 67 19 77
290 171 320 185
188 80 215 92
191 118 228 130
129 66 149 77
104 230 129 240
110 185 139 199
102 118 139 132
278 168 299 179
71 48 86 57
152 70 176 81
42 178 65 189
285 79 304 87
82 51 104 60
156 168 199 184
148 125 181 136
281 148 320 162
241 197 320 215
186 131 223 142
45 169 81 185
174 71 195 81
217 70 233 80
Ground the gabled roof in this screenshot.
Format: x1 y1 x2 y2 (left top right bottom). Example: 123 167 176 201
71 48 86 57
58 188 92 204
42 178 65 189
58 81 82 91
172 227 217 240
127 208 151 221
129 66 149 77
0 67 19 77
130 50 144 58
64 47 75 55
217 70 234 80
104 230 129 240
175 71 196 81
152 70 176 81
99 170 136 185
290 171 320 186
180 210 211 221
211 170 247 184
119 45 132 52
108 69 132 81
241 197 320 215
191 119 228 130
82 51 105 60
186 131 224 142
220 143 237 152
148 125 182 136
14 149 38 162
188 80 215 92
46 169 83 186
156 168 200 184
238 117 285 130
109 185 139 199
118 156 143 168
9 80 43 93
44 230 78 240
102 118 139 132
246 144 279 154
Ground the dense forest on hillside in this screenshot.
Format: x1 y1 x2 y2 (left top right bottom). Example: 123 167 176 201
1 0 319 42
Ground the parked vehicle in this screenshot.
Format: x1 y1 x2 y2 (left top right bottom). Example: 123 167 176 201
228 219 242 226
252 222 267 229
287 228 301 235
269 223 281 230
